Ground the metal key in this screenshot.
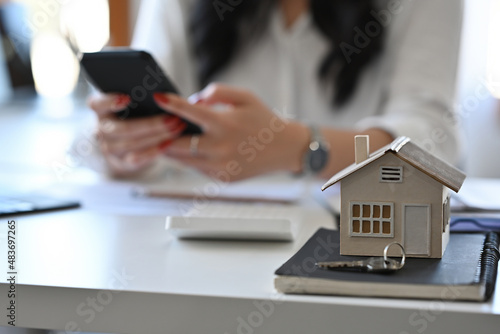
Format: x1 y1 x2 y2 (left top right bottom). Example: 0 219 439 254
316 257 403 273
316 242 406 273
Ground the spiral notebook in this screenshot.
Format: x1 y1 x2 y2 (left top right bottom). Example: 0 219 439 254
274 229 499 301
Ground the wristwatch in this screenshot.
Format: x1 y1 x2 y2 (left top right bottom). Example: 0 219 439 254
302 125 330 175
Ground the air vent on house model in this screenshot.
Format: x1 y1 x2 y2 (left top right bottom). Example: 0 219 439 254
380 166 403 183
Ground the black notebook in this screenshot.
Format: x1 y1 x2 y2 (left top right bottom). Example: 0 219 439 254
274 229 499 301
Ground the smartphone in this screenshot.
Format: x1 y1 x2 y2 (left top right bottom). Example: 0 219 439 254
80 49 201 135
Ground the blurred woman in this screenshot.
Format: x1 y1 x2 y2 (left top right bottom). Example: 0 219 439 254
89 0 463 181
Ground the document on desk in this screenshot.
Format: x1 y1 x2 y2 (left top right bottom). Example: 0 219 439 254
135 173 306 204
451 177 500 212
42 179 186 216
41 173 307 216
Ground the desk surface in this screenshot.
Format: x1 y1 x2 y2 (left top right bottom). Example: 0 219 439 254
1 97 499 334
0 207 499 334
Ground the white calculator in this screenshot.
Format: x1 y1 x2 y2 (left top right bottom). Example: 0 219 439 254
165 203 300 241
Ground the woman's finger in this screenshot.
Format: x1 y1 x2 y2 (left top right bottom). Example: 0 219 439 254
100 123 185 156
154 93 220 132
98 114 185 140
88 93 131 116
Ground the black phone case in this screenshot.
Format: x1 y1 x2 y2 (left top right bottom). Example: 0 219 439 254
80 50 201 135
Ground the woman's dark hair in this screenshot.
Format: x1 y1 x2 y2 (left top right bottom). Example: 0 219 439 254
190 0 386 107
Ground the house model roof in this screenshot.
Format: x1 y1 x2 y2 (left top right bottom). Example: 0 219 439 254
322 136 466 193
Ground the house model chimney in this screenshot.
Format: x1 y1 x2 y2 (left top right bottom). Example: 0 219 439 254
355 135 369 164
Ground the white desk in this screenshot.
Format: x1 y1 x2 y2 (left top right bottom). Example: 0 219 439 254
1 97 499 333
0 207 499 334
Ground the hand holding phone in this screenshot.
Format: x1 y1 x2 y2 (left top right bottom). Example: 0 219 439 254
81 49 201 177
80 49 201 135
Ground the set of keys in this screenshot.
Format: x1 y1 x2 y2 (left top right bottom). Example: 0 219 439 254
316 242 406 273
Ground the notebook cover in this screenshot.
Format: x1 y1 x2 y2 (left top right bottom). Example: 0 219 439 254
274 229 499 301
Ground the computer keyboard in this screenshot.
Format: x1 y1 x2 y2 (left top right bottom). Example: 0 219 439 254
0 195 80 217
165 203 301 241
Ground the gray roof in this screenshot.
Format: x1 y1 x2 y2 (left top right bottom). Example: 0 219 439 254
322 137 466 193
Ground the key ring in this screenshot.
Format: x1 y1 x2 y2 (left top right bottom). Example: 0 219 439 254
383 242 406 268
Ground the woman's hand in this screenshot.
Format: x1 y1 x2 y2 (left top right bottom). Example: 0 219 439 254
88 93 187 177
153 84 309 182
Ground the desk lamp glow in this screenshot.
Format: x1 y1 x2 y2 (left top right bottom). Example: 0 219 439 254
31 33 79 98
59 0 110 53
30 0 109 98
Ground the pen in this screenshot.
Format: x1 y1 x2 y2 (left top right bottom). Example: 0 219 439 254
132 187 295 204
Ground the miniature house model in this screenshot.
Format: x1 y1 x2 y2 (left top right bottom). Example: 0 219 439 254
322 136 466 258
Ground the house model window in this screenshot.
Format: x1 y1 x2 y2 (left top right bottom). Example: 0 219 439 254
350 202 394 237
380 166 403 182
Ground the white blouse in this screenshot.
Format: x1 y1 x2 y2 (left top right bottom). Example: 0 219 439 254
131 0 463 164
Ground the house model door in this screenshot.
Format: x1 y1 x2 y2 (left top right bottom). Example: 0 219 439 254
403 204 431 256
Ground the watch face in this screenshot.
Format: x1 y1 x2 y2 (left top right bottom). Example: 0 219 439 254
309 145 328 172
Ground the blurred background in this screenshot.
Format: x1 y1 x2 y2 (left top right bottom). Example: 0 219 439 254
0 0 499 178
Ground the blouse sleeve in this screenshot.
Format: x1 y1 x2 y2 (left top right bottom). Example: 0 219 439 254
355 0 464 164
130 0 199 97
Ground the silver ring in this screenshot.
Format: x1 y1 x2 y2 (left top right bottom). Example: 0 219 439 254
383 242 406 268
190 135 200 157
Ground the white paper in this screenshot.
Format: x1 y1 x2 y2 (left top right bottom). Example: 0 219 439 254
39 171 308 216
140 172 306 203
451 178 500 211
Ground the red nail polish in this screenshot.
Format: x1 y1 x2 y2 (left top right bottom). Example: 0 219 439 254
115 95 130 106
158 139 173 151
170 121 187 134
163 116 180 128
154 93 169 104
